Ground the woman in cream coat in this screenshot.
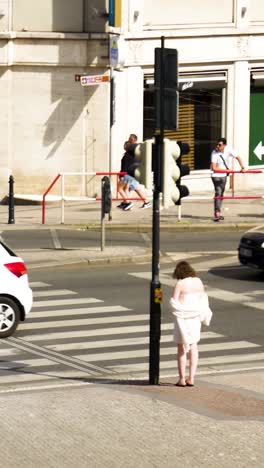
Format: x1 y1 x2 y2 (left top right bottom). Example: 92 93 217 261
170 261 212 387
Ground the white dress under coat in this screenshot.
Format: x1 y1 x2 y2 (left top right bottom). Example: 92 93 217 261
170 281 212 351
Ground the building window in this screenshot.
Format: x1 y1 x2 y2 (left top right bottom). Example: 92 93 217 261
144 76 225 170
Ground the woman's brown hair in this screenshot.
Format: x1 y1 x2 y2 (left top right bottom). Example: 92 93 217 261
172 261 197 280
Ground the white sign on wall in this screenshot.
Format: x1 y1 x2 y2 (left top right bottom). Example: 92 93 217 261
80 75 110 86
110 35 126 69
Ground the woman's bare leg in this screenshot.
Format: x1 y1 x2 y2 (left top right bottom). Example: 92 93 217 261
177 344 187 385
187 343 199 385
118 182 128 202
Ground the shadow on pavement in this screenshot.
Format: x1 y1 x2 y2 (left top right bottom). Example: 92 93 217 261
209 265 264 282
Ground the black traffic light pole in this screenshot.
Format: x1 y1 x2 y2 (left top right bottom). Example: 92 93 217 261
149 40 179 384
149 37 165 385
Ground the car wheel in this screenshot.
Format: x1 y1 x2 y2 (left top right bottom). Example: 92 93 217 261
0 296 20 338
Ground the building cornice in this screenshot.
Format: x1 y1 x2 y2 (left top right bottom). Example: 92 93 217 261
124 26 264 40
0 32 109 40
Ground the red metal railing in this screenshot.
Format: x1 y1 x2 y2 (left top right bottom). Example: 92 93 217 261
42 174 61 224
41 171 146 224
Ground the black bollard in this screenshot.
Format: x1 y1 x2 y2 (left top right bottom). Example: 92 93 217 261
8 175 15 224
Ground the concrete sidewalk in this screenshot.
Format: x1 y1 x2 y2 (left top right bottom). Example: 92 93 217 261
0 368 263 467
0 189 260 269
1 188 264 229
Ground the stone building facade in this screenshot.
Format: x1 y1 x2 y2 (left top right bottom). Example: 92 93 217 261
0 0 264 199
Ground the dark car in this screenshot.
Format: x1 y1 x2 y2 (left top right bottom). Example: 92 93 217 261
238 227 264 270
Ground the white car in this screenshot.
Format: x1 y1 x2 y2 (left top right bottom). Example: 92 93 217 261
0 240 33 338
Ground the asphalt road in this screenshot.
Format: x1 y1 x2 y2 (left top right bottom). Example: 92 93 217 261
28 257 264 345
1 227 245 252
0 235 263 391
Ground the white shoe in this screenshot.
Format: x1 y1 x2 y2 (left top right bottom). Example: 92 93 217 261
140 202 151 209
123 202 133 211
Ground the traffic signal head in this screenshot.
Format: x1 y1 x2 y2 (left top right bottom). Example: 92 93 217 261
155 48 179 130
162 139 190 209
133 139 153 191
177 141 190 156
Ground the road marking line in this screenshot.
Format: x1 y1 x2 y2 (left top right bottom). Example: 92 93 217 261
72 341 259 363
164 255 238 270
6 337 114 375
28 305 130 319
18 323 174 341
128 272 263 310
0 380 93 395
50 228 61 249
109 352 264 372
208 288 252 303
2 342 260 369
30 282 51 288
20 307 145 330
166 251 236 256
163 253 207 262
3 366 264 390
140 233 151 243
0 380 95 394
0 332 223 356
0 370 94 385
247 303 264 311
113 364 264 379
0 348 20 356
47 331 224 352
33 289 77 298
130 255 238 279
32 298 103 308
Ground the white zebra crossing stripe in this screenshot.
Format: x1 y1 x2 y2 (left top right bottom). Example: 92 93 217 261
165 251 236 257
162 352 264 367
0 348 20 356
28 305 130 319
129 256 238 281
208 289 253 303
163 253 206 262
0 370 94 385
32 298 103 308
47 331 225 352
1 341 259 369
128 272 263 311
33 289 77 298
246 302 264 311
19 323 174 342
128 271 174 288
0 332 222 356
1 276 260 387
163 254 238 271
19 307 134 329
108 352 264 373
4 337 113 376
30 282 51 288
71 340 259 363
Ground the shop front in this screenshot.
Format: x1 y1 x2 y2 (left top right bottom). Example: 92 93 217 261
144 72 226 173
